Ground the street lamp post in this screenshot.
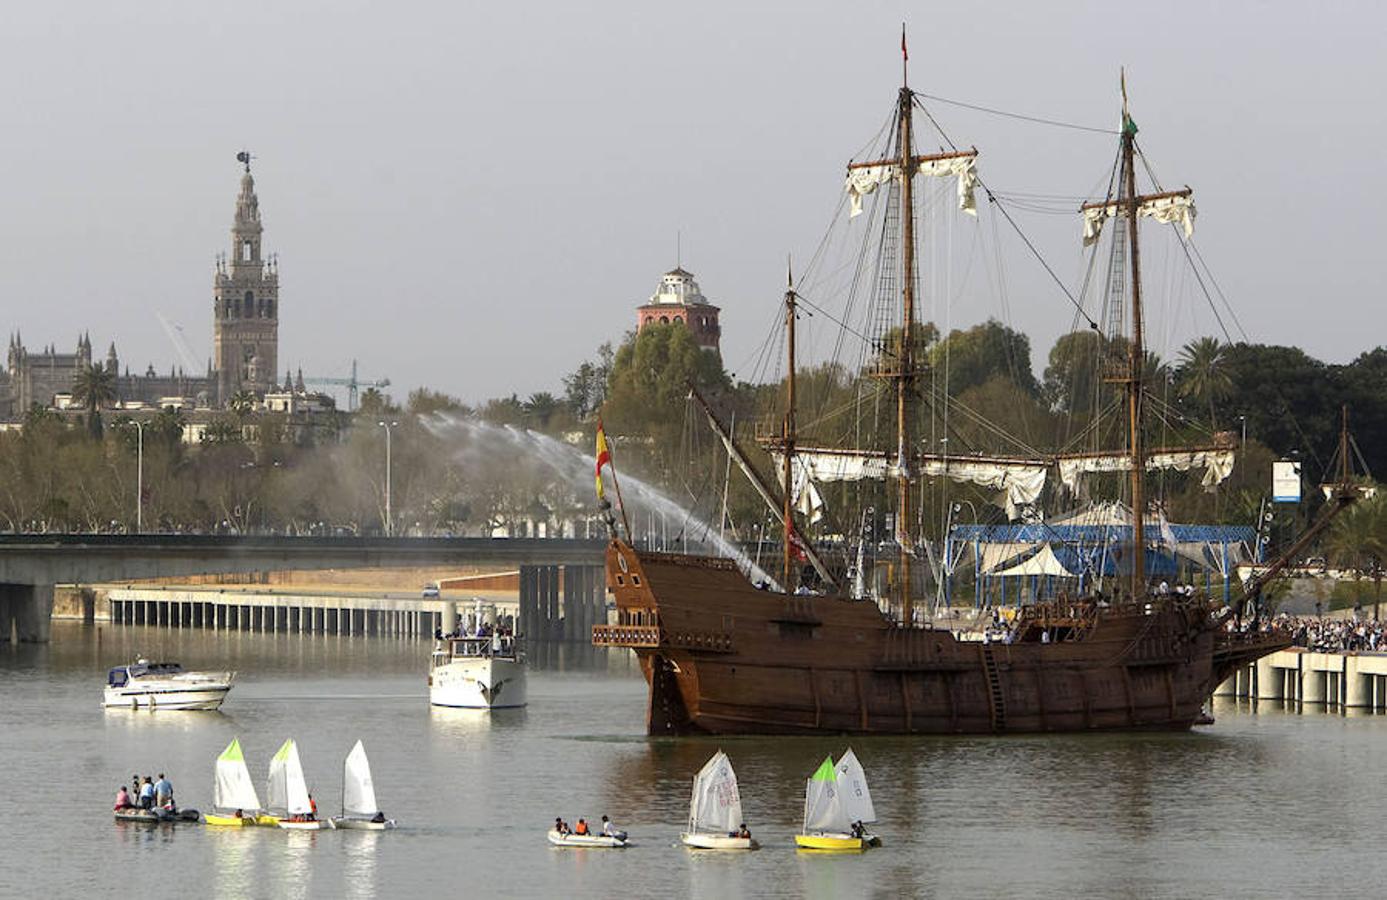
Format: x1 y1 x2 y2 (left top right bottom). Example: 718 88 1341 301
378 420 398 536
1238 415 1247 452
135 421 146 533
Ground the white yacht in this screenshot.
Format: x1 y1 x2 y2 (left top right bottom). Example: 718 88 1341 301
104 659 235 711
429 633 527 709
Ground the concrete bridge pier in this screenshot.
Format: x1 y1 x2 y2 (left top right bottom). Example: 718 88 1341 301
1256 657 1284 700
1346 671 1372 708
1235 665 1254 698
0 583 54 643
1303 669 1328 704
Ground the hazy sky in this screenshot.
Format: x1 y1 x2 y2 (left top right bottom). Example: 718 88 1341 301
1 1 1382 406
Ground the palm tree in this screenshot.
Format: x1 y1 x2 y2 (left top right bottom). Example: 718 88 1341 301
1326 495 1387 619
523 392 561 429
1176 337 1232 431
228 390 257 421
71 363 117 439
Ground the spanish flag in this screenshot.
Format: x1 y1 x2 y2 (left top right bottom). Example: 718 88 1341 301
595 422 612 500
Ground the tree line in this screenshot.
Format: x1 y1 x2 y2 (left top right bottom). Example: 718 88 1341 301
4 318 1386 578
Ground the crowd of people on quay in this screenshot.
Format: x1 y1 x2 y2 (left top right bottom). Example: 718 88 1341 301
1271 613 1387 652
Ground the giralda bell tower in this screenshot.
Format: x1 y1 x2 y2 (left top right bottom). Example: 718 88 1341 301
213 151 279 404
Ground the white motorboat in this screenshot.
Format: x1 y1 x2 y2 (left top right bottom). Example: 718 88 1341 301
547 831 627 848
267 739 333 830
429 634 526 709
103 659 234 710
680 750 758 851
331 740 396 830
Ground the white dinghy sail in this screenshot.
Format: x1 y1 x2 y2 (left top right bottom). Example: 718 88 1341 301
214 737 262 812
834 748 877 825
802 756 851 835
342 740 378 818
688 750 743 835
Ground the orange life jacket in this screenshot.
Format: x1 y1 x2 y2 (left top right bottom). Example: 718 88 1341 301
574 821 589 835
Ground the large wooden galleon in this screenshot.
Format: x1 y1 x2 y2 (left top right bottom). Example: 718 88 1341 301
593 63 1343 736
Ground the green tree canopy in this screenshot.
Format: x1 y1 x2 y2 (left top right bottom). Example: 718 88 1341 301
930 320 1040 398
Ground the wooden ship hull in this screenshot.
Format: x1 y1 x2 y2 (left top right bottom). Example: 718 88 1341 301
593 542 1288 736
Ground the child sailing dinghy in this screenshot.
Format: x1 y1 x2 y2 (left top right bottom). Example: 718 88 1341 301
267 739 333 830
331 740 395 830
204 738 273 827
795 753 879 851
680 751 758 850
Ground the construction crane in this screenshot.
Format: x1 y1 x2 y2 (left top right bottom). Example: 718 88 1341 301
302 359 390 412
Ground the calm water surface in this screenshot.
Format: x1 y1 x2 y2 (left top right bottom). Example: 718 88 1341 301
3 622 1384 899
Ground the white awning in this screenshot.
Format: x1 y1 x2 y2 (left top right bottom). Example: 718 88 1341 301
990 544 1075 578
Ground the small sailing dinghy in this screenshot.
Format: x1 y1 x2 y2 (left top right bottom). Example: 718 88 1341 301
267 739 334 830
680 751 758 850
794 753 876 851
331 740 395 830
205 738 270 827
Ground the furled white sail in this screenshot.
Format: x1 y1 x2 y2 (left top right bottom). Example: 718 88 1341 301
774 448 890 482
1082 191 1195 246
268 738 313 816
834 749 877 825
777 447 1047 519
918 457 1048 520
214 738 262 812
1057 447 1234 493
846 152 979 218
802 756 850 834
688 750 743 835
342 740 379 817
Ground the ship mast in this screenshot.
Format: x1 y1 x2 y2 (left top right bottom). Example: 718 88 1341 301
895 72 918 625
1120 76 1147 602
782 264 798 593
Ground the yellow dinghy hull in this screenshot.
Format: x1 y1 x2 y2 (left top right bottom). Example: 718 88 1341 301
794 833 865 852
204 814 251 827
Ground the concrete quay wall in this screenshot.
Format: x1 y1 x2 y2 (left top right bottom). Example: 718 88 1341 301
91 563 606 643
1216 648 1387 709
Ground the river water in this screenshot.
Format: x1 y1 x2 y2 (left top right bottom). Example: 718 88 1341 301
5 622 1384 899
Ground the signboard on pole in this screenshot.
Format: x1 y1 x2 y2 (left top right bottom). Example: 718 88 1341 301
1272 460 1302 503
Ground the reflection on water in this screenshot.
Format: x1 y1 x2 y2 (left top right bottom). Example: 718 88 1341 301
279 829 317 900
429 705 529 737
340 829 382 900
10 623 1387 898
210 826 255 900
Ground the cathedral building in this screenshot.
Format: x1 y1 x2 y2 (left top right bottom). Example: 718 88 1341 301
213 160 279 404
635 266 721 353
0 158 291 421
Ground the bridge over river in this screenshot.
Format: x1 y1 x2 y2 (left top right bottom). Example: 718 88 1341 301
0 534 606 642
